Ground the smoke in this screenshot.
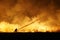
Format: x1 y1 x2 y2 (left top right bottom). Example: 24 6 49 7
0 0 60 27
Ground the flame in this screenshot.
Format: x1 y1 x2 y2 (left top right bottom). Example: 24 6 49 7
18 20 60 32
17 16 60 32
0 0 60 32
0 15 60 32
0 19 60 32
0 21 19 32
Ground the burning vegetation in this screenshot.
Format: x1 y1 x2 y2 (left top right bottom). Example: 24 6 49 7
0 0 60 32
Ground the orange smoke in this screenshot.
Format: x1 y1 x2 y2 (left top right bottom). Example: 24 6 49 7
0 0 60 32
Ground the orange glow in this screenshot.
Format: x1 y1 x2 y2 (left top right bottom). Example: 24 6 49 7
0 0 60 32
18 19 60 32
0 21 19 32
0 19 60 32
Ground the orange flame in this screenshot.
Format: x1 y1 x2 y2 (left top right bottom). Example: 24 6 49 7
0 19 60 32
0 21 19 32
0 0 60 32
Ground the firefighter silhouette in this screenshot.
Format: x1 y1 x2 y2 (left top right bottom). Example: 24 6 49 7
14 28 17 32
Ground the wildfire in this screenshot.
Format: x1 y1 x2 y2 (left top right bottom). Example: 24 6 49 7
0 0 60 32
18 20 60 32
0 20 60 32
0 21 19 32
